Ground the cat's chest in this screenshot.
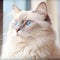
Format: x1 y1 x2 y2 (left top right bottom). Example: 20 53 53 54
2 37 55 59
9 41 52 59
3 35 55 59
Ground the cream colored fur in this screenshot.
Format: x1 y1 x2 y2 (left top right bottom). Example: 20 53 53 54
1 2 60 60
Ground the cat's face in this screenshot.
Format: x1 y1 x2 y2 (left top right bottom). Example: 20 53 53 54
9 2 53 39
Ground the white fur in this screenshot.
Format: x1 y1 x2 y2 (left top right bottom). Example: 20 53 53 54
1 2 60 60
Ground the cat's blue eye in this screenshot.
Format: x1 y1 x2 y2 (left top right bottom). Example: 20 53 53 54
15 21 19 27
26 20 32 26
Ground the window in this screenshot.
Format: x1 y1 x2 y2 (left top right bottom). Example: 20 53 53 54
3 0 31 41
3 0 26 38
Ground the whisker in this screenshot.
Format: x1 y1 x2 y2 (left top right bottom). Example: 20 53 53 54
0 33 7 36
0 37 6 40
0 36 6 39
1 37 6 41
0 34 7 41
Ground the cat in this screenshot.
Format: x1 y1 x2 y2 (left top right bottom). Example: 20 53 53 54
1 2 60 60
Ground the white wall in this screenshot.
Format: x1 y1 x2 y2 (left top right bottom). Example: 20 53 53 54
46 0 60 46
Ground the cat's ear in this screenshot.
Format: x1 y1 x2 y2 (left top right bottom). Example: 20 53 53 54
13 4 21 14
35 2 47 15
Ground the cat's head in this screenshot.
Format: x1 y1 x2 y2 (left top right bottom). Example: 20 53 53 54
8 2 54 40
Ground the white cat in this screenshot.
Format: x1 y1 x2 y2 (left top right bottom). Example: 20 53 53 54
1 2 60 60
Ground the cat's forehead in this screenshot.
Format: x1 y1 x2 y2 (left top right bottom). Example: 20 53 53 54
15 11 45 22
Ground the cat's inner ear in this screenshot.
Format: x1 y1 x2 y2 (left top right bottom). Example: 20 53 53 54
35 2 47 15
13 4 21 14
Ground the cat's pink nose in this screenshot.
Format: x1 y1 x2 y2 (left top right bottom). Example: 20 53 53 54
16 26 23 32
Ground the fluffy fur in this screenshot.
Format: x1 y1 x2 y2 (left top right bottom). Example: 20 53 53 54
1 2 60 60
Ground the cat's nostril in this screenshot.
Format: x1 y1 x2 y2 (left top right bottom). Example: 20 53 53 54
16 28 21 32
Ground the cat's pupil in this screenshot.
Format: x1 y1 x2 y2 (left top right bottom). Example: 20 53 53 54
26 20 32 26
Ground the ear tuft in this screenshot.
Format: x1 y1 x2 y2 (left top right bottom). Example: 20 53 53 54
35 2 47 15
13 4 21 14
39 2 47 10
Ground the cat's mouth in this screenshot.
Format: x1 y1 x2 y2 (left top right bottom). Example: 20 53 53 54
17 30 32 38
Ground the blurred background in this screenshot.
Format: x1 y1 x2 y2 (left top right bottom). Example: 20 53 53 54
0 0 60 56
